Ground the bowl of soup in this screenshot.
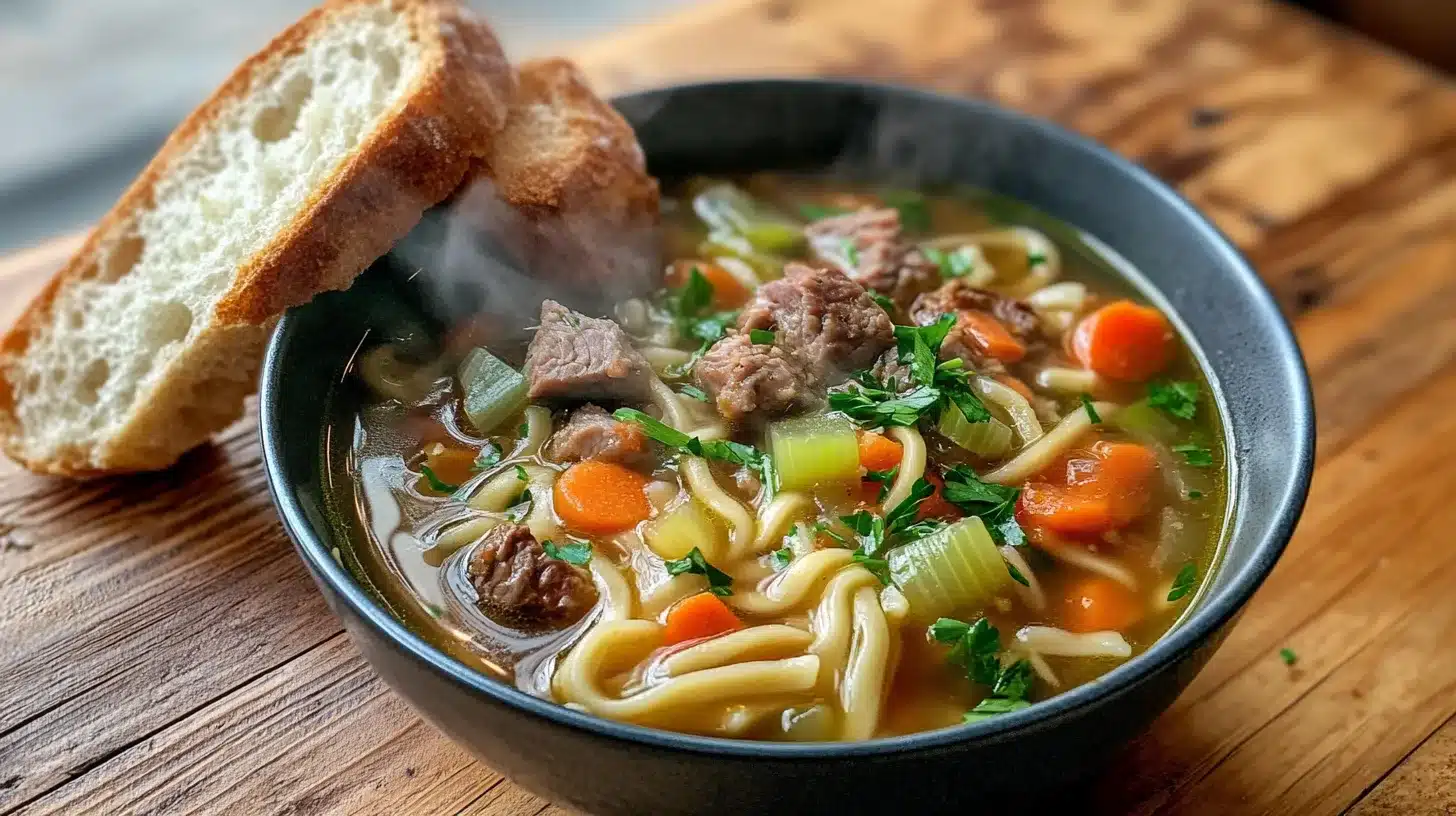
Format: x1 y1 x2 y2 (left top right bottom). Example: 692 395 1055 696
261 80 1313 814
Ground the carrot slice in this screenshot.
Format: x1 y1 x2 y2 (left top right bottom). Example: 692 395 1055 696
1062 576 1143 633
958 310 1026 362
1071 300 1174 382
857 430 904 472
916 471 960 521
1016 441 1157 535
663 592 744 645
420 443 478 491
554 460 652 534
666 260 752 309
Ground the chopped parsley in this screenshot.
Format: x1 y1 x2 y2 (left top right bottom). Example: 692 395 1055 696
1173 444 1214 467
1007 562 1030 587
471 442 502 472
1148 380 1200 420
1026 251 1047 267
839 238 861 268
675 266 714 319
1279 647 1298 667
1167 562 1198 601
665 547 735 596
829 381 941 427
419 464 459 494
830 316 988 429
851 549 892 585
517 420 529 437
612 409 777 502
922 246 979 280
679 384 708 402
514 464 529 482
1187 489 1204 500
883 477 936 539
543 539 592 566
932 616 1033 721
883 190 931 233
963 698 1031 723
894 316 955 387
941 465 1025 545
771 546 794 571
748 328 776 345
840 510 888 557
685 311 739 344
868 291 896 313
863 466 899 501
504 494 532 522
1080 393 1101 424
797 203 848 221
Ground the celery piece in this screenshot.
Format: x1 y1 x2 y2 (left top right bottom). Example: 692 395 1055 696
645 499 723 562
1113 398 1180 444
692 183 805 255
457 348 528 433
768 415 860 492
888 517 1011 620
938 402 1013 458
699 231 785 281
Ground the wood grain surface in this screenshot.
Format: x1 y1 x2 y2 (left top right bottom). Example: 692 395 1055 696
3 0 1456 813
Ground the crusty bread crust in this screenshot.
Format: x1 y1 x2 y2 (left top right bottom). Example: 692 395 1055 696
0 0 515 477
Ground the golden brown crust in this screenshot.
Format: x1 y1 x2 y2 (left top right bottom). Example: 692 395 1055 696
0 0 515 477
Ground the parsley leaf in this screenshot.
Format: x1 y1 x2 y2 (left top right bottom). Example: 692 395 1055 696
1026 251 1047 267
841 510 887 557
812 520 852 549
517 421 529 437
514 464 529 482
963 698 1031 723
1173 444 1214 467
471 442 502 472
941 465 1025 546
829 382 941 428
922 246 979 279
840 238 861 268
1187 489 1204 500
676 266 714 319
883 190 931 233
1007 562 1030 587
665 340 711 378
863 466 899 501
868 291 896 313
992 659 1033 700
1080 393 1102 424
1148 380 1199 420
1279 647 1298 667
613 408 695 449
679 384 708 402
798 203 848 221
935 616 1035 722
852 548 892 585
419 464 459 494
504 494 532 522
928 618 970 643
894 315 955 387
884 477 935 538
614 409 779 502
748 328 776 345
543 540 592 566
665 547 735 596
686 311 738 344
1167 562 1198 601
771 547 794 571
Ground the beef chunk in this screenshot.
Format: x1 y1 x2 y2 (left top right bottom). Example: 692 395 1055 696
545 404 652 468
695 333 818 421
910 279 1042 371
467 524 597 626
526 300 651 402
737 263 894 384
805 208 940 307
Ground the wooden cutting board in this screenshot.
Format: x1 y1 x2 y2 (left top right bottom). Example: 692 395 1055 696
4 0 1456 813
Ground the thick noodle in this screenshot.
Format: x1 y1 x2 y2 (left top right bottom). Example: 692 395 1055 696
1014 626 1132 658
881 426 927 512
982 401 1117 484
807 567 894 740
974 376 1043 446
729 549 856 616
754 492 814 552
1039 541 1139 590
1000 544 1046 611
648 376 757 554
1035 367 1100 395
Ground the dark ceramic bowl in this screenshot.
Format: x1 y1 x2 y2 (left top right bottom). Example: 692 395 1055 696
261 80 1314 815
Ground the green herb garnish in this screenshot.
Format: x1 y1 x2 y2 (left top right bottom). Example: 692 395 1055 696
941 465 1024 545
922 246 979 279
677 266 714 318
883 190 931 232
514 464 529 482
679 385 709 402
1279 647 1298 667
797 203 848 221
1173 444 1214 467
1007 563 1030 587
504 495 532 522
829 382 941 428
884 477 936 539
517 420 529 437
686 310 739 344
868 291 896 313
543 539 592 566
419 464 459 494
665 547 735 596
1026 251 1047 267
613 408 695 448
1080 393 1101 424
863 466 899 501
963 698 1031 723
1187 489 1204 499
933 616 1034 722
851 548 892 585
839 238 860 268
771 547 794 571
894 315 955 387
748 328 776 345
1148 380 1199 420
472 442 502 472
1167 562 1198 601
612 408 778 501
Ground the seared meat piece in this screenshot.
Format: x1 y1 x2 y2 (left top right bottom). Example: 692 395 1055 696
910 279 1042 371
467 524 597 626
695 333 818 421
737 263 894 384
805 207 940 307
545 404 653 468
526 300 651 402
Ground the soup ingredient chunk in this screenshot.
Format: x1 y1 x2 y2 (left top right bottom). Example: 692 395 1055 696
663 592 744 645
554 459 652 534
910 280 1040 372
805 208 940 307
545 404 653 468
467 524 597 626
1017 441 1158 536
1070 300 1174 382
695 333 817 421
526 300 652 402
738 262 895 382
1062 576 1143 633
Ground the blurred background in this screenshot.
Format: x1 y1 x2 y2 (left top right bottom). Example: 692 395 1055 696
0 0 1449 253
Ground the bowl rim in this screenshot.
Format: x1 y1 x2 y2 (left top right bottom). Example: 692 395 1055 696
260 77 1315 759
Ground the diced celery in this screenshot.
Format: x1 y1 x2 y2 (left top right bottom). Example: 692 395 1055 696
1113 398 1180 444
699 232 785 281
768 415 860 492
645 498 723 562
692 184 805 255
888 517 1011 620
457 348 528 433
938 403 1013 458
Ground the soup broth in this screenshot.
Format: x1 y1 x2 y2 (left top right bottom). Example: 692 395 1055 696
327 177 1228 741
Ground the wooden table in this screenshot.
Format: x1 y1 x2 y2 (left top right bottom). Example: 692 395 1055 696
3 0 1455 812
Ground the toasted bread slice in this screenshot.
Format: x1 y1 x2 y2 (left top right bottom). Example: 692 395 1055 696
0 0 514 477
427 58 661 349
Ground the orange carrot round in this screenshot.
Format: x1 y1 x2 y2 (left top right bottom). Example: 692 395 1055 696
666 260 752 309
1071 300 1174 382
916 471 960 521
663 592 743 645
958 311 1026 362
857 430 904 472
1062 576 1143 633
554 460 651 534
1016 441 1157 535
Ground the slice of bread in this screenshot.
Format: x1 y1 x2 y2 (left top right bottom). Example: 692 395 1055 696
0 0 514 477
426 58 661 351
